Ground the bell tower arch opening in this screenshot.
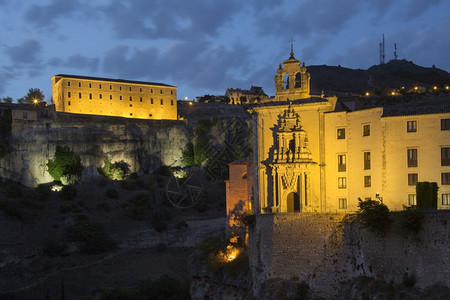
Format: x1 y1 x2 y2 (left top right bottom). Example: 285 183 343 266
287 192 300 212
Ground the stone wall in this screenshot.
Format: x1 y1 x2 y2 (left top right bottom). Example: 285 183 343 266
0 116 188 187
249 211 450 299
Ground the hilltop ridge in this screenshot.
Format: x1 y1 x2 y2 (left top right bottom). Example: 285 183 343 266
308 59 450 95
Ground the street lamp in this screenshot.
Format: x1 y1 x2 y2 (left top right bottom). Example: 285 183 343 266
375 192 383 203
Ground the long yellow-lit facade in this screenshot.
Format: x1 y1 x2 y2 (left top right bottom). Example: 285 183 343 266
251 51 450 213
52 74 177 120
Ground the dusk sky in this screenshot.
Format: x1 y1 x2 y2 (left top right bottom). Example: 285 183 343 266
1 0 449 102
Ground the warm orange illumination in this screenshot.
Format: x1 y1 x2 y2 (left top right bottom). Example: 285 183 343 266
446 86 449 90
433 86 438 90
33 99 38 104
225 245 240 262
391 92 395 96
365 92 369 96
414 86 418 90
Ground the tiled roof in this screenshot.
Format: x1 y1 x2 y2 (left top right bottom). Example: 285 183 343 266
382 104 450 117
54 74 174 87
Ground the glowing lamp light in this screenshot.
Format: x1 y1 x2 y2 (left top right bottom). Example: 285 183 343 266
433 86 438 90
446 86 449 90
365 92 369 96
391 92 395 96
33 99 38 104
414 86 418 90
184 96 188 100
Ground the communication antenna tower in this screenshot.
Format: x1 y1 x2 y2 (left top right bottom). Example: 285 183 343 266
379 34 385 64
394 43 398 60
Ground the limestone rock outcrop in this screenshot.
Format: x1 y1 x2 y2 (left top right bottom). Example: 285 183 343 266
0 116 188 187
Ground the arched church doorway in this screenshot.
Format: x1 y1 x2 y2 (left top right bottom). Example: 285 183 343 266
286 192 300 212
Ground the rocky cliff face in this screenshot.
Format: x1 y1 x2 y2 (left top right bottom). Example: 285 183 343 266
0 115 188 187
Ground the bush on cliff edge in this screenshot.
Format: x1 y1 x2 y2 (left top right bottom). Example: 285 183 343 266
47 146 83 183
356 198 391 235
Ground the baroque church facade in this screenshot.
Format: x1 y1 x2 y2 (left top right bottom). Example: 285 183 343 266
246 49 450 214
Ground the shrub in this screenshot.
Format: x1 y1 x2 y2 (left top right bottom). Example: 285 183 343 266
96 202 111 212
35 184 51 201
416 182 438 209
153 165 172 177
121 180 136 190
398 206 423 234
0 180 23 198
59 185 77 200
0 200 26 220
47 146 83 183
356 198 391 234
126 193 151 220
99 159 129 180
152 217 168 232
67 216 116 254
43 242 68 257
106 188 118 199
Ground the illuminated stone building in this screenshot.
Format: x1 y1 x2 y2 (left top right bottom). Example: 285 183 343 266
249 49 450 213
52 74 177 120
225 86 268 104
225 157 253 229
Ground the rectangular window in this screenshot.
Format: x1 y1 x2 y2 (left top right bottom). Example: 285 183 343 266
99 84 102 89
89 83 92 88
129 87 132 91
110 85 112 90
151 88 153 93
109 95 112 100
338 198 347 209
442 173 450 185
99 94 102 99
151 98 154 104
442 194 450 205
23 112 28 119
364 175 371 187
338 177 347 189
160 99 163 105
441 119 450 130
68 101 71 106
408 194 417 206
140 88 142 92
337 128 345 139
408 173 418 186
363 124 370 136
68 92 71 98
119 96 122 100
160 89 163 94
119 86 122 91
78 82 81 87
140 97 143 102
364 152 371 170
338 155 346 172
441 147 450 166
78 92 82 99
129 96 132 101
407 121 417 132
407 149 418 167
89 93 92 100
171 99 174 106
67 81 71 86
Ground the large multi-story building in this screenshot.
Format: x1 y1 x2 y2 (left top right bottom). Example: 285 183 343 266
51 74 177 120
237 49 450 214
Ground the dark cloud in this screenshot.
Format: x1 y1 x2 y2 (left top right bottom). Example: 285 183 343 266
49 54 99 73
4 39 42 65
101 0 242 39
24 0 94 28
101 40 257 91
254 0 363 36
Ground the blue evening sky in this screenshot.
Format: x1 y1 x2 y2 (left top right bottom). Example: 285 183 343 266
1 0 449 102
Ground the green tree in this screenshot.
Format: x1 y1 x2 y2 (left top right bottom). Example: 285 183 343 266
1 96 13 103
47 146 83 183
356 198 391 234
17 88 45 104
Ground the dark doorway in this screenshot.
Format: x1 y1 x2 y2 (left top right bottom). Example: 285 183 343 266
287 192 300 212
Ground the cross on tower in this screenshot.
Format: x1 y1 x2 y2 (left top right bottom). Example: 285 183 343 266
288 38 295 58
